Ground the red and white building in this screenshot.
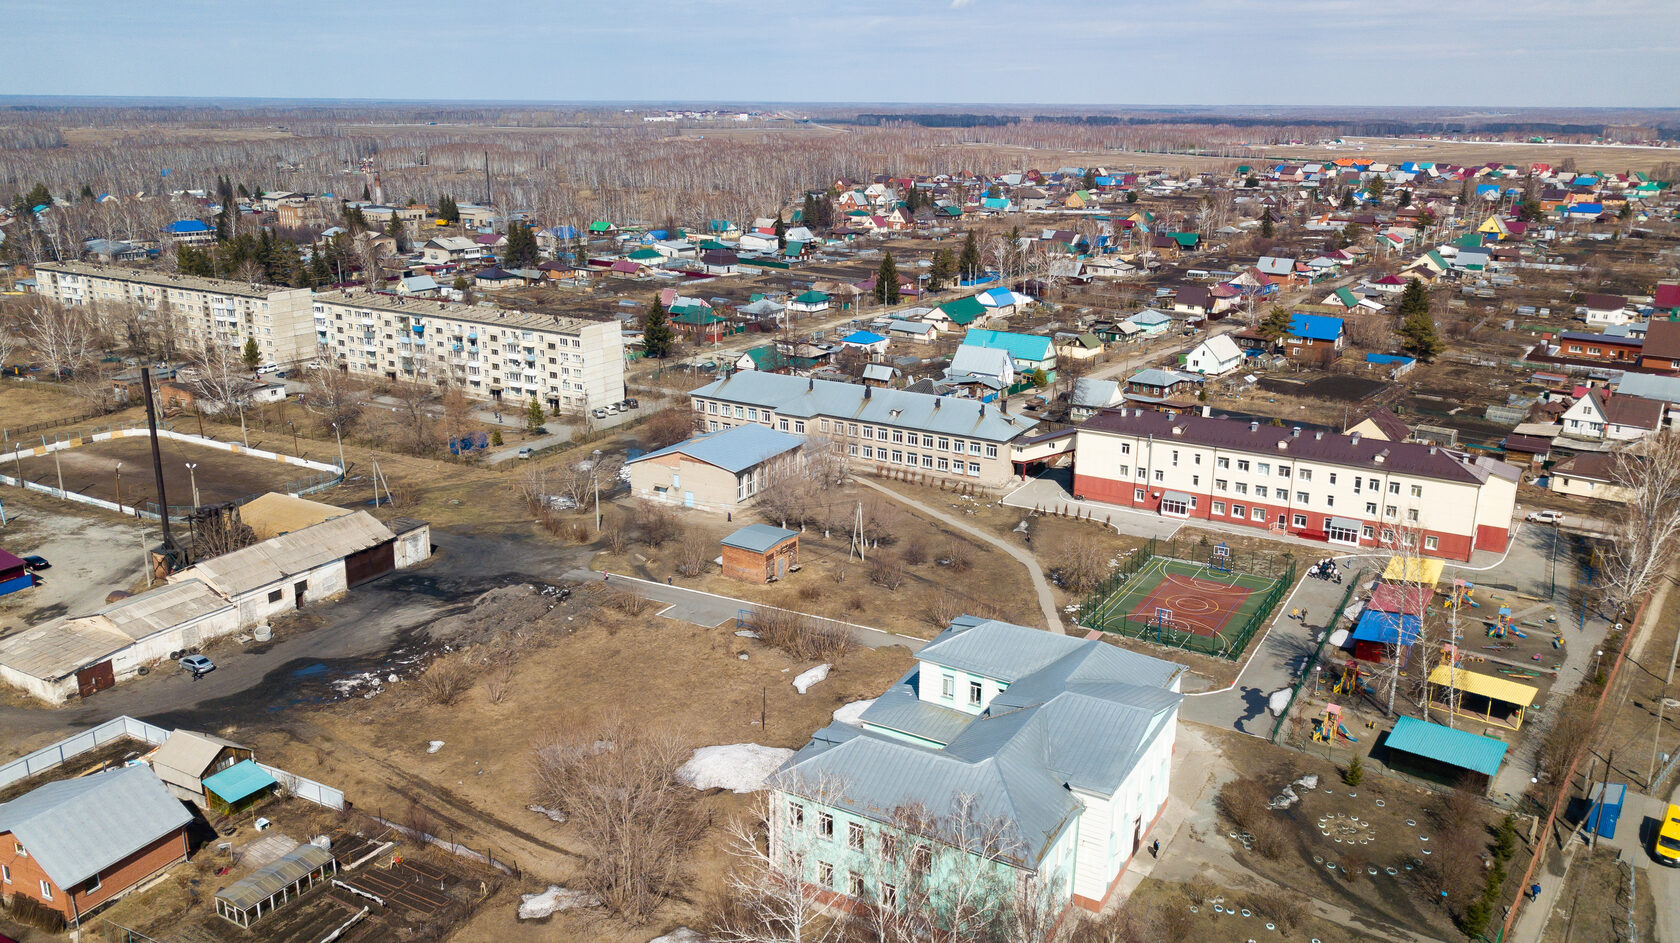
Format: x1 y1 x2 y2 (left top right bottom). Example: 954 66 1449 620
1068 409 1519 562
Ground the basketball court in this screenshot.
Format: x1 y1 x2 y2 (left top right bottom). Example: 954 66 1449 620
1082 540 1281 643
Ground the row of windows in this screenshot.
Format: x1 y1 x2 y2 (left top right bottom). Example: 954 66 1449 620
1118 443 1429 499
698 402 1001 459
1153 494 1441 548
852 444 984 476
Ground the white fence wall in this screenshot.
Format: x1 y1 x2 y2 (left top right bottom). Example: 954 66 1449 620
0 715 344 811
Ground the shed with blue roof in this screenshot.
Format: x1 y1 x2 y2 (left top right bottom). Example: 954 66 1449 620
1383 715 1506 792
626 424 804 513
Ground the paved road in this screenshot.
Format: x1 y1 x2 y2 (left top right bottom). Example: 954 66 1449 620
854 477 1065 633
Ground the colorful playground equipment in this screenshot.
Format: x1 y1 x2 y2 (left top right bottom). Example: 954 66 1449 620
1332 663 1374 698
1487 606 1525 639
1443 578 1479 611
1313 703 1360 744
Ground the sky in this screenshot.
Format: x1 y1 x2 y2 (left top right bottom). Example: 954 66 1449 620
8 0 1679 108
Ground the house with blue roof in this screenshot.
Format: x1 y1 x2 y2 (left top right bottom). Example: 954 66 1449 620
162 219 214 246
769 617 1184 919
961 329 1057 383
840 330 889 355
1282 314 1345 366
625 424 804 512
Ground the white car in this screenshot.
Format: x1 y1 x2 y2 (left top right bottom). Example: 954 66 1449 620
1525 510 1565 524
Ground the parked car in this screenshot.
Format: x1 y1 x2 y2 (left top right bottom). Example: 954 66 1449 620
21 555 49 571
592 407 609 419
179 654 215 675
624 397 640 409
1655 802 1680 866
256 362 281 375
1525 510 1565 524
517 447 534 459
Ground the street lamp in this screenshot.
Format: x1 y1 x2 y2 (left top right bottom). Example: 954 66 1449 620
114 462 123 512
331 421 345 472
185 463 200 508
1593 649 1604 682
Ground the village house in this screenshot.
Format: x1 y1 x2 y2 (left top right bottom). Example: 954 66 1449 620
961 329 1057 383
1548 453 1635 503
1281 313 1345 367
1183 334 1244 376
625 424 804 513
1559 390 1662 442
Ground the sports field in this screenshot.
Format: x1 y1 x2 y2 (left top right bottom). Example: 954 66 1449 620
1081 549 1294 659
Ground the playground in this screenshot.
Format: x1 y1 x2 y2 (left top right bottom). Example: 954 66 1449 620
1080 542 1295 659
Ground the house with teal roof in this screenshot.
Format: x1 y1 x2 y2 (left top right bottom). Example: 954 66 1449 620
961 329 1057 382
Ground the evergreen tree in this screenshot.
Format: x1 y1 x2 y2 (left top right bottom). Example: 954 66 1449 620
242 338 261 370
79 184 94 201
525 395 546 434
360 183 371 201
802 192 819 230
1124 190 1138 204
1081 168 1097 191
1258 306 1293 342
1244 174 1258 188
1339 188 1354 209
438 194 459 224
502 221 538 268
311 250 331 284
875 252 901 305
1457 178 1471 205
957 230 981 282
1397 278 1430 319
1341 222 1363 245
929 248 954 292
237 183 250 198
1260 214 1275 239
1398 288 1443 361
1367 176 1385 204
1028 368 1050 389
1397 189 1411 208
21 182 52 210
388 214 407 253
642 299 674 359
774 213 787 250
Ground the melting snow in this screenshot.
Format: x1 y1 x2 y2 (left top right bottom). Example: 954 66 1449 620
678 744 794 793
792 663 830 694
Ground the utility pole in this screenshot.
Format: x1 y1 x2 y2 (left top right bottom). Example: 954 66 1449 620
1650 688 1668 788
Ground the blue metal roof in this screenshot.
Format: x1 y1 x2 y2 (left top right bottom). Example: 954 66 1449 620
1350 610 1421 646
166 219 210 233
202 760 278 804
690 371 1035 443
962 329 1053 363
1387 715 1507 776
841 331 886 345
1287 313 1344 341
628 424 803 475
721 524 799 554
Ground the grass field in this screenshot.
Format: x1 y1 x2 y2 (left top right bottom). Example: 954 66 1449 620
11 434 325 510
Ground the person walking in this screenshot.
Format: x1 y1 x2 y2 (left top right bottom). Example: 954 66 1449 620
1150 838 1160 858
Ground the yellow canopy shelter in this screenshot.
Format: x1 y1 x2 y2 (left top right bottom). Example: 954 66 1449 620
1428 664 1538 731
1383 555 1444 586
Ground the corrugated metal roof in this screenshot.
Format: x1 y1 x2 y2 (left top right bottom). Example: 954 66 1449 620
215 844 334 911
173 512 394 598
0 765 190 888
962 329 1053 362
720 524 799 554
1350 610 1421 646
1428 665 1538 707
1386 715 1507 776
628 425 803 475
151 730 248 789
691 372 1035 443
778 619 1183 867
202 760 278 804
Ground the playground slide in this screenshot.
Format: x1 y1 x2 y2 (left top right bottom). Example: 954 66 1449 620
1337 724 1360 743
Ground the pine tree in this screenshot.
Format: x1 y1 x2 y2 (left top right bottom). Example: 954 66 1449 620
361 183 371 201
1258 306 1293 342
525 396 545 434
774 214 787 250
929 248 954 292
1397 189 1411 208
387 214 407 253
1398 285 1443 362
1245 174 1259 188
242 338 261 370
438 194 459 224
875 252 901 305
1082 168 1097 191
1367 176 1385 204
642 299 674 359
1124 190 1138 204
802 192 819 230
502 221 538 269
957 230 981 282
1260 214 1275 239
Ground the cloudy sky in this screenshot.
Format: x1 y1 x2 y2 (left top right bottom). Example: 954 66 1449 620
8 0 1677 107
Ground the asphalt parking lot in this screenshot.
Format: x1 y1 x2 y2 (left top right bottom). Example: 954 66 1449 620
0 497 150 636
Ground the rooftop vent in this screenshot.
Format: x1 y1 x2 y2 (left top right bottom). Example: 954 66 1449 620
1291 426 1301 437
1250 421 1259 431
1172 426 1183 436
1351 431 1361 445
1429 446 1438 455
1315 430 1323 440
808 378 814 391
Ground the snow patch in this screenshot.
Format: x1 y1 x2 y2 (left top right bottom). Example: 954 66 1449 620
678 744 794 793
427 740 445 754
734 630 761 639
792 663 830 694
833 699 875 726
527 804 566 823
1328 628 1349 648
1267 688 1291 716
518 885 600 919
649 929 709 943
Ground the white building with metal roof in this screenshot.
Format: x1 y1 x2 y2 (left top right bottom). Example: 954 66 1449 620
769 617 1183 918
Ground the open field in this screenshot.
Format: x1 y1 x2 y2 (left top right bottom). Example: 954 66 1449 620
0 379 98 428
10 433 325 511
1247 136 1680 175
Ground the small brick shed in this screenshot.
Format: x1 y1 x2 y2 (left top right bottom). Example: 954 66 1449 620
721 524 799 584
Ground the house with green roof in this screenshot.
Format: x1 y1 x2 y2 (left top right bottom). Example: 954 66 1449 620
931 294 988 329
588 220 615 233
768 617 1183 920
789 290 829 313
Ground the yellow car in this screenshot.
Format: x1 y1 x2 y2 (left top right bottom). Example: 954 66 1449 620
1656 803 1680 867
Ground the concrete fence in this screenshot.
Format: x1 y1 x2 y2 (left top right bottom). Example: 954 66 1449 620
0 426 343 519
0 715 344 812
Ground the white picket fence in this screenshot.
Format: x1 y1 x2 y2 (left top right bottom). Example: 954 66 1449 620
0 714 345 811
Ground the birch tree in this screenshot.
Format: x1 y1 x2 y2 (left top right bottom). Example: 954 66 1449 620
1601 431 1680 616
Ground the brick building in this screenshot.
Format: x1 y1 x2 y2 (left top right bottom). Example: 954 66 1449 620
721 524 799 584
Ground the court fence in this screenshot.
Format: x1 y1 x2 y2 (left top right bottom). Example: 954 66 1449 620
1077 539 1299 660
1269 571 1365 743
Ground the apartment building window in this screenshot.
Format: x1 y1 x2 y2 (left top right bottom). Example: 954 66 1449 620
1388 481 1401 494
968 442 982 455
985 444 998 459
953 439 966 452
819 419 829 433
1328 473 1337 485
1362 525 1376 539
1120 442 1131 454
904 452 917 466
921 434 934 448
1252 508 1266 521
1408 508 1420 522
1170 450 1179 466
942 674 955 699
1153 470 1164 482
1212 501 1225 515
1386 505 1398 518
1135 488 1146 501
1217 457 1229 469
938 457 949 471
1237 459 1249 471
1257 462 1270 474
849 873 866 897
1298 468 1311 481
921 454 934 468
969 680 983 706
1293 514 1307 527
734 405 744 418
1136 466 1146 479
881 882 898 907
876 428 889 441
1278 465 1291 478
1232 504 1246 518
892 430 904 444
795 421 806 433
1118 464 1130 477
1215 479 1228 491
891 450 903 464
1326 496 1334 507
1410 484 1423 498
1194 452 1202 465
1235 482 1248 495
849 423 860 436
1191 475 1199 486
779 419 790 431
1255 485 1268 499
819 813 834 840
848 822 865 850
968 461 980 475
937 437 949 451
1296 491 1308 503
1424 536 1439 550
862 446 874 459
1353 477 1361 493
789 802 805 830
846 442 856 455
819 862 835 886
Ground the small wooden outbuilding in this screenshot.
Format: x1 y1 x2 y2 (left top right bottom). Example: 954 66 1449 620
721 525 799 584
